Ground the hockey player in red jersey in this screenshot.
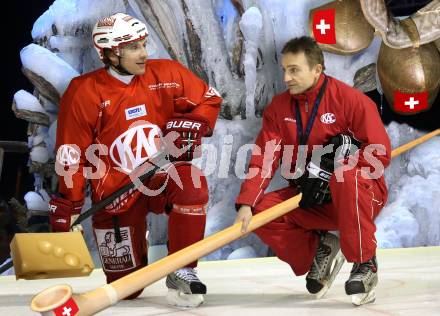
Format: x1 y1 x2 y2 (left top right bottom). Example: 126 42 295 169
235 37 391 306
49 13 222 307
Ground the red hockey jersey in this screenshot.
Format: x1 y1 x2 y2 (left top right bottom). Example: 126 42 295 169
56 59 222 212
236 74 391 207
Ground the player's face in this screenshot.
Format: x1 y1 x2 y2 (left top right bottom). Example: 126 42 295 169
281 52 322 95
119 38 148 75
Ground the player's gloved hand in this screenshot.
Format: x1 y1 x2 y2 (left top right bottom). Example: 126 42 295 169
164 113 210 161
48 196 83 232
296 134 361 209
326 134 361 165
296 157 334 209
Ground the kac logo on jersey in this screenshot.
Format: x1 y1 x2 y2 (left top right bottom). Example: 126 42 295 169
320 113 336 124
57 145 81 166
125 104 147 120
110 123 160 173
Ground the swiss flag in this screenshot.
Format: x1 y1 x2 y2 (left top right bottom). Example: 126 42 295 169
53 298 79 316
393 91 429 114
312 9 336 44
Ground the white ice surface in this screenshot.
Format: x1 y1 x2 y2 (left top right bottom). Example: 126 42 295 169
1 247 440 315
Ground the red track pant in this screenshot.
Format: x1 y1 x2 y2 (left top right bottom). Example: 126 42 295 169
254 168 387 276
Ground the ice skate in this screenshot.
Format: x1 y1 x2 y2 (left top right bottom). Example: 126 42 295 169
345 256 378 306
306 232 345 299
166 267 206 307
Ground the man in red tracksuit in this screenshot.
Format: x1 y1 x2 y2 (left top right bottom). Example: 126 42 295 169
235 36 391 306
49 13 222 307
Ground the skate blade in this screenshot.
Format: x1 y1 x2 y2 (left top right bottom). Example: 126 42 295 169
316 251 346 299
166 289 204 308
351 290 376 306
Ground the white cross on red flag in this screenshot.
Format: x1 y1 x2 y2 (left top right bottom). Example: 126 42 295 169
53 298 79 316
312 9 336 44
393 91 429 114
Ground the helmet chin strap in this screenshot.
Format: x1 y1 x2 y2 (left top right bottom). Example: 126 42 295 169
111 55 133 76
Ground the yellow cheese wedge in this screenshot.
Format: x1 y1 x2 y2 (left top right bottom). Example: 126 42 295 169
10 232 95 280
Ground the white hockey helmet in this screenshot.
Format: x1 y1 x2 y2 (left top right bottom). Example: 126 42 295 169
92 13 149 60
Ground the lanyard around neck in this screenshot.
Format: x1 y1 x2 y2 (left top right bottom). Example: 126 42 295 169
294 76 328 145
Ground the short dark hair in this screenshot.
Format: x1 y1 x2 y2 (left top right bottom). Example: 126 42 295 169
281 36 325 71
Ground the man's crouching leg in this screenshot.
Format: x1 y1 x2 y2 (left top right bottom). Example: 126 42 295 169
165 163 208 307
93 220 149 300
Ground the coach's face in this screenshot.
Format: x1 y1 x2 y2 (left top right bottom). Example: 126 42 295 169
281 52 322 95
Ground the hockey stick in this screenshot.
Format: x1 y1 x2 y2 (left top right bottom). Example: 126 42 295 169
388 129 440 157
29 129 440 315
71 151 170 227
0 151 170 276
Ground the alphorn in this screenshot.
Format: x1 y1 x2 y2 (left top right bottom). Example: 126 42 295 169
30 129 440 315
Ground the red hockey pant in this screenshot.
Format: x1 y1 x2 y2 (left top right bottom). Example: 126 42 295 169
92 163 208 299
254 168 386 276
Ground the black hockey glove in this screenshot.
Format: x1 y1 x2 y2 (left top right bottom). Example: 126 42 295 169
326 134 361 163
296 134 361 209
296 156 333 209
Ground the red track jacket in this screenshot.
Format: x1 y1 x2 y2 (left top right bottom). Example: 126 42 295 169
236 74 391 207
